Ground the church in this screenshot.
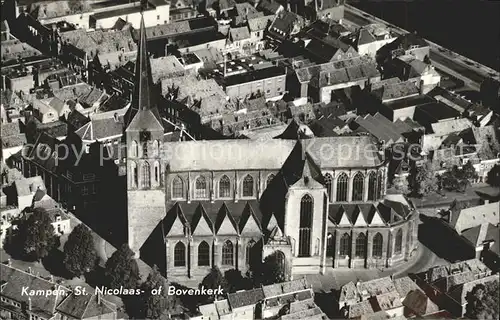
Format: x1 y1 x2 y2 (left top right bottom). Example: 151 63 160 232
125 15 419 282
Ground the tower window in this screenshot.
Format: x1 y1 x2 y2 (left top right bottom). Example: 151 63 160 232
131 140 138 158
298 194 312 257
141 162 151 189
324 173 333 201
154 161 160 183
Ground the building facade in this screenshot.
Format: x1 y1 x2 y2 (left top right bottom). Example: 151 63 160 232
126 15 419 284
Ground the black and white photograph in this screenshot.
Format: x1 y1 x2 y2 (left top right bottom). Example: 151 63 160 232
0 0 499 319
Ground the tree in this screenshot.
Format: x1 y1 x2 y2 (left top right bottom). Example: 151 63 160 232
393 175 410 194
461 161 479 181
486 164 500 187
465 281 499 319
140 265 181 319
14 208 59 261
104 244 140 290
408 162 438 197
63 224 98 277
200 266 228 302
260 252 286 285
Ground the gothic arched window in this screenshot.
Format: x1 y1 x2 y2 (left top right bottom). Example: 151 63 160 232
352 172 364 201
340 233 350 256
198 241 210 266
275 250 285 272
222 240 234 265
130 161 138 187
154 161 160 183
219 175 231 198
326 233 334 257
368 171 377 201
141 162 151 189
336 173 348 201
195 176 207 199
377 171 384 199
266 174 275 188
243 175 254 197
324 173 333 201
130 140 138 158
355 233 366 258
299 195 313 257
373 233 383 258
246 240 256 265
152 140 159 157
395 229 403 254
408 221 414 248
174 242 186 267
172 176 183 198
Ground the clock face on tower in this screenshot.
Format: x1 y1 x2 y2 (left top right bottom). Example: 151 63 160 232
140 130 151 142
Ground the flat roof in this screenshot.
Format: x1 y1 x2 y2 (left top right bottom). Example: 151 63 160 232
386 95 435 110
92 5 153 20
418 101 460 120
225 66 285 87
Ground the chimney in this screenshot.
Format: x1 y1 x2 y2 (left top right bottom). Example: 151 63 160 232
326 73 331 84
28 297 32 311
7 258 11 266
97 292 101 305
28 267 32 274
50 275 54 283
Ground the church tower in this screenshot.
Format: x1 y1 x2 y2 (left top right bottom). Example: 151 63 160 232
125 14 165 257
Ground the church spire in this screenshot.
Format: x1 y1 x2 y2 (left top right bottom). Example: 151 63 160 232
125 13 161 128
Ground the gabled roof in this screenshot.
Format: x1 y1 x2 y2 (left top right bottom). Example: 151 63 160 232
227 288 264 309
215 202 239 234
452 202 499 234
191 203 214 235
57 293 116 319
248 15 274 32
163 201 263 237
402 290 440 316
229 26 251 42
1 264 70 318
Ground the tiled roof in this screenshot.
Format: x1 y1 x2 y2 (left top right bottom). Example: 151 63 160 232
452 202 499 234
60 29 136 57
52 83 94 102
1 39 42 62
447 274 499 306
371 79 420 101
165 139 296 172
248 15 274 32
150 56 186 82
134 20 191 40
402 290 439 316
164 201 262 236
349 300 375 318
56 293 116 319
28 1 92 20
14 176 45 197
227 288 264 309
393 276 422 299
229 26 251 42
263 279 310 298
354 113 406 144
76 114 125 141
302 136 383 168
0 264 70 317
1 121 26 148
